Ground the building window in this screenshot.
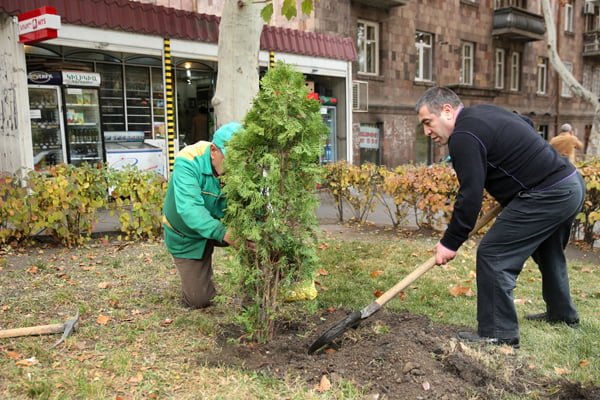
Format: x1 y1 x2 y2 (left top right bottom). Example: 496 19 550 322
564 2 574 33
461 41 474 85
494 0 527 9
357 20 379 75
415 31 433 82
561 62 573 97
510 52 520 91
537 56 548 95
583 64 592 91
593 67 600 97
495 48 505 89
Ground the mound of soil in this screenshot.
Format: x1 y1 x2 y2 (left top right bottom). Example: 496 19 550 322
202 308 600 399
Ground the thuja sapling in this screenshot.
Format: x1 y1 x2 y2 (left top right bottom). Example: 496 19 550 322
222 62 329 341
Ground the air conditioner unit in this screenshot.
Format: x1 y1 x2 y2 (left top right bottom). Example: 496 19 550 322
585 1 595 15
352 81 368 112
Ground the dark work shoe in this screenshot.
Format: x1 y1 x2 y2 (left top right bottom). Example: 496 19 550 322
524 312 579 327
457 331 520 349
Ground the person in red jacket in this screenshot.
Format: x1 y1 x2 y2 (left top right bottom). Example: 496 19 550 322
415 87 585 348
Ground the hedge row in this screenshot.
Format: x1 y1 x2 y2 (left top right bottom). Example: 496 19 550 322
0 163 167 247
322 160 600 245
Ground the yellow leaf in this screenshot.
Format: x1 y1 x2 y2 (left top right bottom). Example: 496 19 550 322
97 315 111 325
315 375 331 392
579 360 590 368
554 367 571 375
4 350 22 360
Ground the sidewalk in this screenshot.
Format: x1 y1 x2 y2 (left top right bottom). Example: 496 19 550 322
94 191 416 234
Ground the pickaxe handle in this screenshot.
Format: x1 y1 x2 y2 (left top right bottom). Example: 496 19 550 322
0 323 66 339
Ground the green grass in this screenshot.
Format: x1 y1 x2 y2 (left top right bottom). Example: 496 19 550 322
0 231 598 399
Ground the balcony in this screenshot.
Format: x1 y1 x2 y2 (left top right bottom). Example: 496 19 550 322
492 7 546 42
351 0 406 9
583 32 600 58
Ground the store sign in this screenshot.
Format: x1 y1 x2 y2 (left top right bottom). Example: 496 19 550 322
27 71 62 85
61 71 101 87
359 126 380 149
18 7 61 44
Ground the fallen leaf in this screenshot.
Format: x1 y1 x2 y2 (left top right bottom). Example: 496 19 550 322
27 266 38 275
97 315 111 325
16 357 38 367
579 360 590 368
374 290 384 297
422 381 431 391
315 375 331 392
4 350 22 359
318 269 328 275
449 283 472 297
317 243 329 250
160 319 173 326
514 297 527 305
370 270 384 278
554 367 571 375
498 346 514 355
98 282 112 289
128 371 144 383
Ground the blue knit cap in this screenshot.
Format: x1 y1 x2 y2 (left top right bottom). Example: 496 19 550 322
212 122 242 155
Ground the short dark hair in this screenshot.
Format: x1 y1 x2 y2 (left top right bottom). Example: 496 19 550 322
415 86 463 114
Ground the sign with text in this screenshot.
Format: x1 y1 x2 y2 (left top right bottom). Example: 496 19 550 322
359 126 380 149
62 71 102 87
18 7 61 44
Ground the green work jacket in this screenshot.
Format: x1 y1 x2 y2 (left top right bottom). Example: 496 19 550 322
162 141 227 259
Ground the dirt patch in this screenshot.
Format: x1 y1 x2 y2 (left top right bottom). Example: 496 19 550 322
202 308 599 399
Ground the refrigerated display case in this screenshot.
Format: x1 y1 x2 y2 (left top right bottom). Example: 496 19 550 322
63 85 104 166
321 105 336 164
104 131 165 177
28 85 67 171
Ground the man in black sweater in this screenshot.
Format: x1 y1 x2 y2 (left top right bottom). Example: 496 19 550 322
415 87 585 348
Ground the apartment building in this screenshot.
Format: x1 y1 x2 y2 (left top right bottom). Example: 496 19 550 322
2 0 599 174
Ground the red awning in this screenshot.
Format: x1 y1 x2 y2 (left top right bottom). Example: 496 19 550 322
1 0 357 61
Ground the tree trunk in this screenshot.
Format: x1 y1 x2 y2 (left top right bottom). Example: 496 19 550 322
212 0 263 127
541 0 600 156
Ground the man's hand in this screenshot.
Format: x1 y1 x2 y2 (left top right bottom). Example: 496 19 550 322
434 241 456 266
223 231 256 252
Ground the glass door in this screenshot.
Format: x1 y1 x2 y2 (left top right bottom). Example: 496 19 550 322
64 87 104 166
125 66 152 138
28 85 67 171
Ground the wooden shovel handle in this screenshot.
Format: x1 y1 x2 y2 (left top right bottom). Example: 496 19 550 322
0 323 65 339
374 203 502 307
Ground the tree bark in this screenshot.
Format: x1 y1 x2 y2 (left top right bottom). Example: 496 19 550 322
541 0 600 156
212 0 264 127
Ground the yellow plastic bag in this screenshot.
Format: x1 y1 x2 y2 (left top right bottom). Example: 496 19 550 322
282 280 318 302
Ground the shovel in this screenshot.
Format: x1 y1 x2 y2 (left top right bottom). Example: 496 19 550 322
308 204 502 354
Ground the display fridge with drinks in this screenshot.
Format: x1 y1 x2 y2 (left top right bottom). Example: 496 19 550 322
62 71 105 166
27 70 105 170
28 79 67 171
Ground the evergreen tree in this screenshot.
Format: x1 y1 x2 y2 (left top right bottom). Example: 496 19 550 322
222 62 328 341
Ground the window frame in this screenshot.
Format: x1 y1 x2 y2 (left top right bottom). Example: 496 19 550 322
461 41 474 85
537 56 548 95
564 2 574 33
495 48 505 89
357 19 380 76
415 31 433 82
510 51 520 91
561 62 573 98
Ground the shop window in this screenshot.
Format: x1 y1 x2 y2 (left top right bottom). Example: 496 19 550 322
359 123 381 165
67 51 121 63
97 63 126 132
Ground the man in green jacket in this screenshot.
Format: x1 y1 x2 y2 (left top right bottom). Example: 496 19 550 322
162 122 242 308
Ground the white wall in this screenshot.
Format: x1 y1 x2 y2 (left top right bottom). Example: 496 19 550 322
0 14 32 175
